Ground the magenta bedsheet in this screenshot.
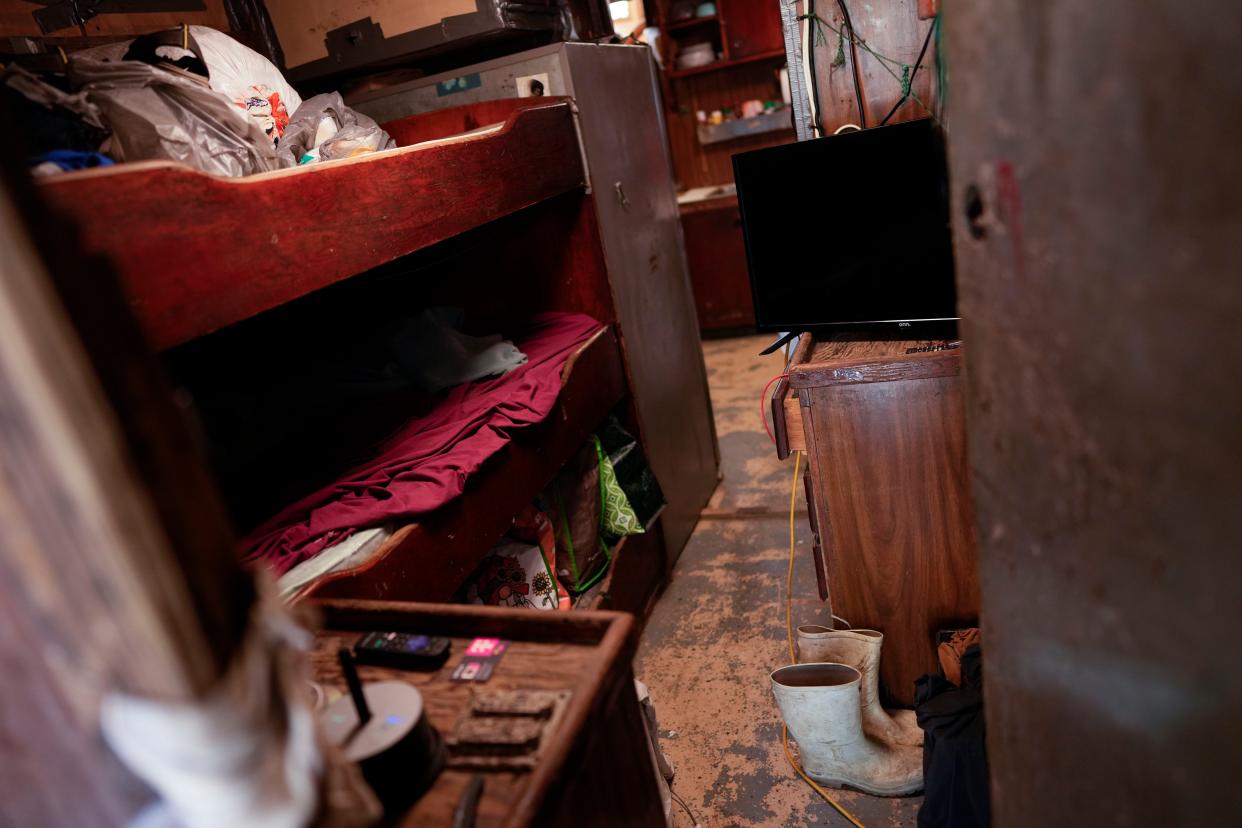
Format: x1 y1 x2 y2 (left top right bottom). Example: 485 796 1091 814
241 312 603 574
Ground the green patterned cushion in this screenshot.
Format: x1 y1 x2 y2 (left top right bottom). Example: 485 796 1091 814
595 435 644 537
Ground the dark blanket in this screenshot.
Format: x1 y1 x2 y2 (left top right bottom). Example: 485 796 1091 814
241 312 602 573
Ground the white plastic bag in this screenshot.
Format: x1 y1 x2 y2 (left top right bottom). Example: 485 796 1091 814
70 56 284 178
280 92 395 166
190 26 302 146
72 26 302 148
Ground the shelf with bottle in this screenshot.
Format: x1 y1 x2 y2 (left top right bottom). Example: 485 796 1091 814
695 101 793 145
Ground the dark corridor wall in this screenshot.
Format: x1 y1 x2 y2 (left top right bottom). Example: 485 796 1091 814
945 1 1242 825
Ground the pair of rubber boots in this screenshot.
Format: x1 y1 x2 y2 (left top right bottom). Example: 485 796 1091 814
771 626 924 796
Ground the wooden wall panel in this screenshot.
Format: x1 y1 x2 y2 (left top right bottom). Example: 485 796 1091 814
946 0 1242 824
660 0 936 189
801 0 937 133
664 62 793 189
0 587 144 827
0 104 254 824
0 0 229 37
718 0 785 59
655 0 791 190
264 0 475 69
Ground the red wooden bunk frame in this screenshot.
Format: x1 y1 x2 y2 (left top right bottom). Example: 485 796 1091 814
39 98 652 608
40 99 585 351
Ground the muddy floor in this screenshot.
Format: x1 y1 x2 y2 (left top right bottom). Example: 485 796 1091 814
635 335 922 827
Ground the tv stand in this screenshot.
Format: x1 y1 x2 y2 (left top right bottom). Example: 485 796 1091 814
759 321 960 356
771 331 980 706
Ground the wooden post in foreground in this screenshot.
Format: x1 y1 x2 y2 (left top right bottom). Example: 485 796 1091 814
0 132 255 824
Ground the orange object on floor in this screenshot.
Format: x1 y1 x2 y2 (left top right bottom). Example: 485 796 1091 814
937 628 982 686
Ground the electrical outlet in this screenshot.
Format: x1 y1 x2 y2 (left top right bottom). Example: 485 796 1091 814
516 73 550 98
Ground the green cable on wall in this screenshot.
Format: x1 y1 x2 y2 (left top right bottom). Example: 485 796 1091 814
800 10 937 119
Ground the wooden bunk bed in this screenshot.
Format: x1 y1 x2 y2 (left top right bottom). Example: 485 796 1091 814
38 97 665 614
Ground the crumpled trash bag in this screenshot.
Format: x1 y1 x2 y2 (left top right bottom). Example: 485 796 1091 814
68 55 284 178
318 123 391 161
3 63 105 129
280 92 395 166
188 25 301 145
2 64 110 160
73 26 302 149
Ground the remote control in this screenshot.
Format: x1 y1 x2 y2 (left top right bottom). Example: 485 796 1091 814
353 632 452 671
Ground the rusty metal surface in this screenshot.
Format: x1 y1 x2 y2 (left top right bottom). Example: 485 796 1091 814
946 2 1242 825
636 336 920 826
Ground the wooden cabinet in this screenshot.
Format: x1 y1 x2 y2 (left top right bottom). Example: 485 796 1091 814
656 0 794 191
718 0 785 59
658 0 784 71
680 194 756 331
778 335 979 705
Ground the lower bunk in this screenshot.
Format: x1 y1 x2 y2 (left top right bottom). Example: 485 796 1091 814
167 293 666 617
150 176 672 618
281 321 640 605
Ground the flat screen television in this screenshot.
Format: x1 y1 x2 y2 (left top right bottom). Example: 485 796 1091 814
732 118 956 337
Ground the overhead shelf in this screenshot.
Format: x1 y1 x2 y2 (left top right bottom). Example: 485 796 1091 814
38 99 585 351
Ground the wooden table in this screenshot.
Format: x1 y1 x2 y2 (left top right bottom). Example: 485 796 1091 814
774 335 980 705
308 600 664 827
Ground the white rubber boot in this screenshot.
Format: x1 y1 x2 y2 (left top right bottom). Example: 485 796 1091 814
771 663 923 796
796 625 923 747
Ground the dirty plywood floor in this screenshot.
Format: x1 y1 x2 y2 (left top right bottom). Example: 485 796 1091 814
635 335 921 828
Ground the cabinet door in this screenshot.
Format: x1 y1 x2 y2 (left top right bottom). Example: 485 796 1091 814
719 0 784 59
801 374 978 706
680 198 756 330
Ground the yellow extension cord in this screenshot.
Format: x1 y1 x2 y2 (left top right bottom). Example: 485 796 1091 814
781 451 866 828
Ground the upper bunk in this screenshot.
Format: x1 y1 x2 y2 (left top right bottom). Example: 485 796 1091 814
36 97 585 351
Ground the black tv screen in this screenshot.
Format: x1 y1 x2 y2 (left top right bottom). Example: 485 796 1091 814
732 118 956 333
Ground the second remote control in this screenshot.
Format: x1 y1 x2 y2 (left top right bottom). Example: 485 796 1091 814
353 632 452 671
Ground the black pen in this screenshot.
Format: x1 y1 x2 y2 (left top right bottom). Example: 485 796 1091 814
451 774 485 828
